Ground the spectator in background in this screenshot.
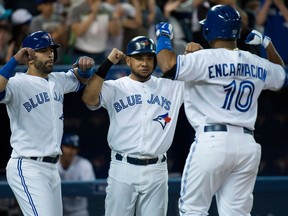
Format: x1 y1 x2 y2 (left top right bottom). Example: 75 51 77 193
238 0 261 55
137 0 163 39
6 9 32 61
0 4 12 24
188 0 211 49
3 0 38 16
30 0 68 64
0 23 11 64
161 0 190 54
66 0 121 65
57 132 96 216
256 0 288 65
53 0 72 17
104 0 142 58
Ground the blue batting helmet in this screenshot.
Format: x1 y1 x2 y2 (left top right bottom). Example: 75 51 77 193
61 133 80 148
199 5 241 42
126 36 157 69
126 36 156 56
22 31 60 61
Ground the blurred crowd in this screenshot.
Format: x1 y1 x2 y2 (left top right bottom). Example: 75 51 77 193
0 0 288 177
0 0 287 65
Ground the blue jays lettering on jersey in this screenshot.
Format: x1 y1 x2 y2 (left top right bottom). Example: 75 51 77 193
113 93 171 112
23 91 64 112
0 70 80 158
88 76 184 156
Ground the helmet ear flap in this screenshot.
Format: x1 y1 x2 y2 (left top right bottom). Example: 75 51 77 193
203 27 210 38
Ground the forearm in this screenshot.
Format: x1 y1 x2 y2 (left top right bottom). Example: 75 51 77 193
0 77 8 92
275 1 288 22
256 1 271 26
82 74 104 106
265 42 285 67
71 13 96 36
82 58 114 106
157 49 177 74
0 57 18 92
156 31 177 73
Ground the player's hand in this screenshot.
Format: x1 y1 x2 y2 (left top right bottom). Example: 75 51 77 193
184 42 203 54
14 48 35 64
155 22 173 40
107 48 126 64
77 56 95 71
74 56 95 78
245 30 271 48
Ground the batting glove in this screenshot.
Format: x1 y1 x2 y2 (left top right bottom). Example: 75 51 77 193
155 22 173 40
245 30 271 49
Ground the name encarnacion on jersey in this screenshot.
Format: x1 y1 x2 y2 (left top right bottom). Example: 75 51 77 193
113 94 171 113
208 63 267 82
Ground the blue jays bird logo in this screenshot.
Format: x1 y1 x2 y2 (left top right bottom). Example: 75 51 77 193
135 40 150 50
153 113 171 129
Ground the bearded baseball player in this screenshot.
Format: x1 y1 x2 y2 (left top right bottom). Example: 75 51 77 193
82 36 185 216
0 31 95 216
155 4 288 216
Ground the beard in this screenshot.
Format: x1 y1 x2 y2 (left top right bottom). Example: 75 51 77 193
34 60 53 75
130 70 153 82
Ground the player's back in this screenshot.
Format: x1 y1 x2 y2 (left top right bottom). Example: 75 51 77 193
177 48 286 130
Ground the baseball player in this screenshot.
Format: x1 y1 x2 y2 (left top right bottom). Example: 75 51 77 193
155 5 288 216
0 31 95 216
57 132 96 216
82 36 185 216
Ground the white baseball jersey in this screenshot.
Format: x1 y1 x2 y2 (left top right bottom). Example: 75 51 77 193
176 48 286 130
87 75 184 216
175 48 287 216
57 156 96 216
0 70 80 158
3 69 81 216
88 75 184 157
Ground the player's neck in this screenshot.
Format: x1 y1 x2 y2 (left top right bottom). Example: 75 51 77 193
211 40 238 50
27 67 49 79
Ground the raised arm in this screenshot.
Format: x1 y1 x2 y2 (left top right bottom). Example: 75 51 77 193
155 22 203 76
82 48 125 107
245 29 285 66
155 22 177 74
0 48 34 92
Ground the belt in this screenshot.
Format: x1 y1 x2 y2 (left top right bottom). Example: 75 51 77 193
204 124 254 136
115 153 166 166
29 155 60 164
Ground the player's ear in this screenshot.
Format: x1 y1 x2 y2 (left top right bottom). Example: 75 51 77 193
28 59 34 66
125 56 131 67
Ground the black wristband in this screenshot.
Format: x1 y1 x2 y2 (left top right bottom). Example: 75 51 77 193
96 58 113 79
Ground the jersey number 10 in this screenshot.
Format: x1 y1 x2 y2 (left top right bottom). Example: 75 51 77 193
222 80 255 112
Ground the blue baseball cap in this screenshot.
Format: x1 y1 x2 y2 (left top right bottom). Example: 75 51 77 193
62 133 80 148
